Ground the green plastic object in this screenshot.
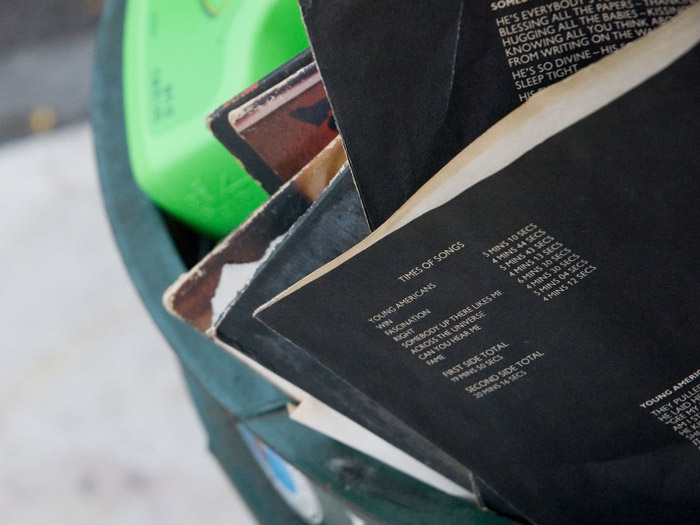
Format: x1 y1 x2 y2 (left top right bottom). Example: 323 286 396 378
123 0 309 238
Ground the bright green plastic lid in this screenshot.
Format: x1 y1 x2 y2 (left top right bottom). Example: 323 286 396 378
123 0 309 238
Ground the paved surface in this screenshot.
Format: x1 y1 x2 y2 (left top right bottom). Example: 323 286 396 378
0 0 101 52
0 0 99 142
0 123 257 525
0 4 258 522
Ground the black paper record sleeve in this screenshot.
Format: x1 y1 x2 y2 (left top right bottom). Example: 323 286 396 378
299 0 696 228
212 168 509 514
256 22 700 525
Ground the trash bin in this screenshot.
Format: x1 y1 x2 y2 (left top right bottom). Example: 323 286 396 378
92 1 512 523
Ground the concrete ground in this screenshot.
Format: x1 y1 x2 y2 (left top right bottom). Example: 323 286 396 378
0 2 257 522
0 0 101 142
0 124 258 524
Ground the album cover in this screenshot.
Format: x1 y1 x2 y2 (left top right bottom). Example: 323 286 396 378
298 0 696 227
257 12 700 523
228 61 338 188
164 136 346 333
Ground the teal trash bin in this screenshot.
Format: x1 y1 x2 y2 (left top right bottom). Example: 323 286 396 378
91 1 514 523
